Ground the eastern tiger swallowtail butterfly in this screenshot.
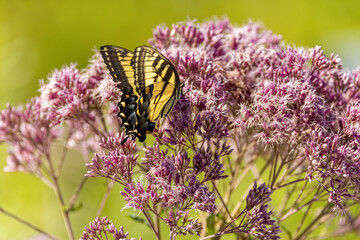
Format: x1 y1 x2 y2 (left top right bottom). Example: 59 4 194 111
100 45 184 144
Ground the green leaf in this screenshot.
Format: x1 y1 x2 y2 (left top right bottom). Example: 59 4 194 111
128 213 151 229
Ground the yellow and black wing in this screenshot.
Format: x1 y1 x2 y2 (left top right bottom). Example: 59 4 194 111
100 45 137 95
133 46 183 122
100 45 183 143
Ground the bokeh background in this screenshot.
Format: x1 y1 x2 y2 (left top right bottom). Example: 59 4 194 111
1 0 360 239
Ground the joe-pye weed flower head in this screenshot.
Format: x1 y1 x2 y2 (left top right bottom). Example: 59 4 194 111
1 18 360 240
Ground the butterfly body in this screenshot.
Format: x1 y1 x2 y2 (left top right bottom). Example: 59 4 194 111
100 45 183 143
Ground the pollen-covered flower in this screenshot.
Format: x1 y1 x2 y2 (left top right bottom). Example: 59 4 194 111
38 51 116 126
86 133 138 184
148 17 360 237
246 204 281 240
39 64 83 124
223 182 281 240
0 97 60 173
81 216 141 240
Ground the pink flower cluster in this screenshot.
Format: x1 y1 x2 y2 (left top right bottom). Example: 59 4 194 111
2 17 360 239
81 216 141 240
0 98 60 173
150 19 360 211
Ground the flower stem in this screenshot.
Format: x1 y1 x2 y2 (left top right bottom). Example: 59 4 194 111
294 203 331 240
272 178 305 190
280 192 327 221
211 181 237 231
0 207 62 240
143 209 161 240
66 177 88 212
56 132 70 175
96 179 114 217
45 153 74 240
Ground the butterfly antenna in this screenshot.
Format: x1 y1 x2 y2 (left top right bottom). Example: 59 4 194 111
182 87 191 96
121 136 129 145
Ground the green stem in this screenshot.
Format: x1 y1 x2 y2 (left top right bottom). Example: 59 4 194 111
295 203 330 240
280 192 328 222
96 180 114 217
56 132 70 176
143 209 161 240
270 148 279 189
66 177 88 212
0 207 62 240
273 178 305 190
45 153 74 240
212 181 237 231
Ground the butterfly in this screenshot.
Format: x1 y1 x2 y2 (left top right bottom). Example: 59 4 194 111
100 45 184 144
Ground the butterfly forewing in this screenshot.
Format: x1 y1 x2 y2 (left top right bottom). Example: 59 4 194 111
100 45 138 95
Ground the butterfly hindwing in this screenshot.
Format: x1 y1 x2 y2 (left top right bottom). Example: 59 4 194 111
100 45 183 143
133 46 182 122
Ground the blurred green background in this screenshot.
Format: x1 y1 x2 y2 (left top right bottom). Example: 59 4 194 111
1 0 360 239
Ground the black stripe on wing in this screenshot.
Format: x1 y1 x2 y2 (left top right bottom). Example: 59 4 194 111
100 45 134 94
133 47 147 94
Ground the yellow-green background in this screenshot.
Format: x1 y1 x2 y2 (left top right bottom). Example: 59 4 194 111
1 0 360 239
